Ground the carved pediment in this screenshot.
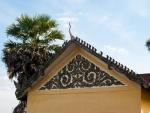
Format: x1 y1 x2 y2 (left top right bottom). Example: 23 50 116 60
40 55 124 90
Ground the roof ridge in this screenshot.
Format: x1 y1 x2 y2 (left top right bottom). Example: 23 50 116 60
69 37 138 75
52 37 140 81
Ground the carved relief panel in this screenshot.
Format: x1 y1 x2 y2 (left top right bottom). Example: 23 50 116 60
40 55 124 90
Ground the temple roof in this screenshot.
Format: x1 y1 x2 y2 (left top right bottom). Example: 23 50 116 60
140 73 150 89
16 36 143 100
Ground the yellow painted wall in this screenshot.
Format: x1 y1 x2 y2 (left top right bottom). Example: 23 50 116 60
27 86 141 113
141 88 150 113
26 44 141 113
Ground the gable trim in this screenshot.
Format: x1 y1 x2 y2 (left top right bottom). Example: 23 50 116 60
39 54 125 90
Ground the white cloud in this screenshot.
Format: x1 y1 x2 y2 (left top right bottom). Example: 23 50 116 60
57 12 78 29
78 11 88 16
57 12 79 40
58 16 78 24
0 90 18 113
91 14 136 42
57 11 87 29
94 15 109 24
130 0 150 17
103 45 129 55
64 0 86 5
108 17 133 40
0 1 20 26
0 2 19 112
0 75 18 113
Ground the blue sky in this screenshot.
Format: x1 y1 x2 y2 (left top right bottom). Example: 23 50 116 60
0 0 150 113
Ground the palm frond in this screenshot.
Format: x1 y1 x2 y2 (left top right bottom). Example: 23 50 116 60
3 14 64 80
4 40 21 49
48 44 61 52
146 39 150 51
46 30 64 41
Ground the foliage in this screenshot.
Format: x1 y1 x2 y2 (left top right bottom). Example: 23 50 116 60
146 39 150 51
2 14 64 80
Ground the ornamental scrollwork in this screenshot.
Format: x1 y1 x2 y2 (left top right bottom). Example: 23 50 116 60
40 55 124 90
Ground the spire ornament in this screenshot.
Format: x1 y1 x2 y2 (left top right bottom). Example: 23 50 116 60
69 22 75 40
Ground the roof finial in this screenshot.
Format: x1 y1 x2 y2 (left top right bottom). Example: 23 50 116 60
69 22 75 40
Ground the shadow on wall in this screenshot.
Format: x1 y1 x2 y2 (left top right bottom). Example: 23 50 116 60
141 88 150 113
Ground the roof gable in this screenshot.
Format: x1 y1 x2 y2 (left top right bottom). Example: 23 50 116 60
16 37 142 99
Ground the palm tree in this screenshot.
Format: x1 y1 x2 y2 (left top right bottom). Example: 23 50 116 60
146 39 150 51
3 14 64 113
2 14 64 81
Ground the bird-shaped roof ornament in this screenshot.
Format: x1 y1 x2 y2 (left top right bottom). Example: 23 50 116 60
69 22 75 40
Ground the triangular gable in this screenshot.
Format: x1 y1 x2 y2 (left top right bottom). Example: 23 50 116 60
17 37 141 100
40 54 125 90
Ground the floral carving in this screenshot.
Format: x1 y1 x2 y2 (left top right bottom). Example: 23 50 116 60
40 55 124 90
